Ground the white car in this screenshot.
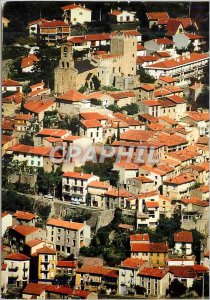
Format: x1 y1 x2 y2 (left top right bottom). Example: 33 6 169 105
71 200 80 205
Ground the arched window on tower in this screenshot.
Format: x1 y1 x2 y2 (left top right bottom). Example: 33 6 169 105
63 47 68 57
62 61 64 68
66 62 69 68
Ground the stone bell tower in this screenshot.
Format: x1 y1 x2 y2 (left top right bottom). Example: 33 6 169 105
54 42 78 95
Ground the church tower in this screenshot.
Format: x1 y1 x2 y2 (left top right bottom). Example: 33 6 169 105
110 32 137 77
54 42 78 95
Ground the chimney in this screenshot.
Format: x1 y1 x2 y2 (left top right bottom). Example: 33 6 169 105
81 172 83 176
83 4 86 8
111 9 112 13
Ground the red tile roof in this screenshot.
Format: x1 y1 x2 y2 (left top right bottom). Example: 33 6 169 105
61 4 91 12
25 239 43 248
24 100 55 114
105 188 133 198
169 266 196 278
35 246 56 255
81 119 102 128
63 171 94 180
57 260 77 268
164 173 195 185
147 12 169 21
174 231 193 243
137 55 158 64
160 76 177 83
108 91 136 100
147 53 208 69
57 90 88 102
10 224 39 236
140 84 155 91
7 144 62 158
109 10 122 16
6 253 30 261
133 176 154 183
122 258 146 269
155 38 174 45
77 266 118 278
131 242 168 253
2 92 23 104
46 218 84 231
156 133 188 147
2 78 22 86
145 201 159 208
137 44 146 51
22 283 46 296
28 18 48 26
166 19 182 36
176 17 194 29
115 161 139 170
159 116 178 125
1 263 7 271
120 129 155 142
139 267 168 278
185 111 209 122
15 114 33 121
80 112 108 121
13 210 37 221
143 99 161 106
40 20 69 28
37 128 69 137
113 112 143 126
166 95 186 104
21 54 39 69
130 233 150 242
185 33 205 40
88 180 110 189
156 51 171 58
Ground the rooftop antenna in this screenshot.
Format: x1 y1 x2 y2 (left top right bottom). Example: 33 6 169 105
40 8 42 19
188 2 191 18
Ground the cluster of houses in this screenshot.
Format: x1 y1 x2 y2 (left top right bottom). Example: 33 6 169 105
2 3 209 299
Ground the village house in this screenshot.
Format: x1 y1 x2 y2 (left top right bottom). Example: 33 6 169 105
108 9 137 23
2 91 23 117
189 82 204 102
181 111 209 137
62 171 99 204
113 161 139 185
80 119 103 144
27 81 51 98
126 176 155 194
144 38 175 54
138 267 171 298
32 246 57 283
163 173 196 199
86 91 114 107
118 258 149 295
173 231 193 256
14 114 34 139
1 212 13 237
173 33 206 51
4 253 30 287
166 19 185 37
107 91 137 107
24 239 46 256
12 211 38 227
46 218 91 256
136 55 159 68
61 3 92 25
2 78 22 93
144 52 209 84
21 54 39 73
22 282 46 299
180 197 209 235
24 99 56 123
146 12 170 29
139 84 155 100
56 260 77 276
2 135 16 156
137 44 146 56
105 188 133 209
87 180 111 208
159 195 172 218
8 225 45 252
6 144 62 172
159 76 177 86
131 242 168 267
75 265 118 292
28 18 49 36
39 20 70 46
34 128 70 146
56 90 91 116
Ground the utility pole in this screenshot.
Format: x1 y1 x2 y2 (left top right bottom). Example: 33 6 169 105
202 272 205 299
189 2 191 18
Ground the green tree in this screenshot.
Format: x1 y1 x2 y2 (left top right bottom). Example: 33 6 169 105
167 279 187 297
92 75 101 91
137 67 156 83
37 167 63 198
59 116 80 135
190 274 209 297
121 103 139 115
107 104 122 113
2 190 34 212
190 229 204 263
32 39 60 90
196 85 209 109
19 134 34 146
